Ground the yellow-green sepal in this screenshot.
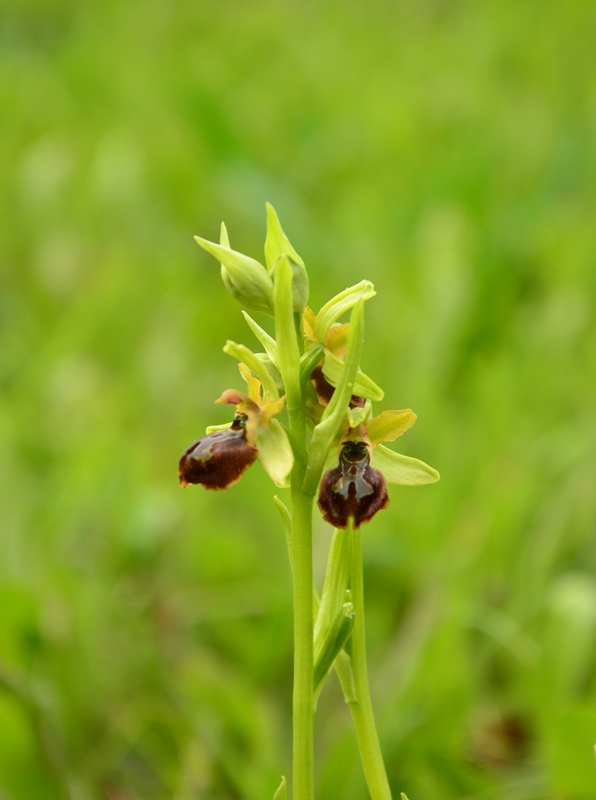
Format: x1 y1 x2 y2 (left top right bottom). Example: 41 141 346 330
322 350 384 402
314 280 375 343
223 341 279 401
256 419 294 488
372 445 440 485
366 409 417 445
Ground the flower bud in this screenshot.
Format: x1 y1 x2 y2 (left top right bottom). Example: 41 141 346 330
318 440 389 529
195 229 274 315
265 204 309 312
179 414 258 491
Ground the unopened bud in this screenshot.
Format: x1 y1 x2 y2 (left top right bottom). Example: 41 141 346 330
195 228 274 315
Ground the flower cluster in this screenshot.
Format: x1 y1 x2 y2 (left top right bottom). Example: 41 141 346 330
180 204 439 530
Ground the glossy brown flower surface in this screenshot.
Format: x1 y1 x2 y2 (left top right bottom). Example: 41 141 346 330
178 414 258 491
318 440 389 529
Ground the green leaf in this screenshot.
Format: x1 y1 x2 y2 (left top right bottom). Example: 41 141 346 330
265 203 305 269
372 445 440 485
265 203 309 312
304 301 364 496
314 602 355 696
314 280 375 343
322 350 384 401
273 256 302 415
314 527 351 646
401 794 410 800
366 409 417 445
223 341 279 400
256 419 294 488
195 231 274 315
241 311 279 368
273 776 287 800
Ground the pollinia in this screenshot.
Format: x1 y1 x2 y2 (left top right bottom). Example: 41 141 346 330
179 204 439 800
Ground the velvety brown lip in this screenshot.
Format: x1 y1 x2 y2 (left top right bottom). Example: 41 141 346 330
317 440 389 529
178 415 258 491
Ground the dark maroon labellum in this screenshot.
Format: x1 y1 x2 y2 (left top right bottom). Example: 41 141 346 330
178 414 258 491
317 440 389 529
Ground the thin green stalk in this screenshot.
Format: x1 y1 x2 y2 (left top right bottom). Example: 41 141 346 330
348 522 393 800
290 471 315 800
274 256 314 800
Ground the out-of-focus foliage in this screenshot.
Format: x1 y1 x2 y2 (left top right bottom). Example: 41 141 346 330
1 0 596 798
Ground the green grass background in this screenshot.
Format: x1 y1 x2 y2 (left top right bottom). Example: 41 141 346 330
1 0 596 797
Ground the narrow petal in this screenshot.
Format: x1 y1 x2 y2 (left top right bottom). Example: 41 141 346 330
260 395 286 426
372 444 440 485
326 323 350 357
238 362 262 404
256 418 294 488
366 409 417 446
302 306 317 339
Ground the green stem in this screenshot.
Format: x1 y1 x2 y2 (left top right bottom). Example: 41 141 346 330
348 523 393 800
273 259 314 800
290 466 315 800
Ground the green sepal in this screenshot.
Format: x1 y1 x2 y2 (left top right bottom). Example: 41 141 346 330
272 776 287 800
372 445 440 485
366 409 416 445
241 311 280 368
401 794 410 800
323 350 384 402
314 602 355 697
299 343 325 388
265 203 309 312
223 341 279 401
256 419 294 488
314 280 375 343
303 301 364 496
195 228 274 315
205 422 232 434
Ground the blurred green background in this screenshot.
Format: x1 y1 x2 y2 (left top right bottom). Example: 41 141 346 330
1 0 596 798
